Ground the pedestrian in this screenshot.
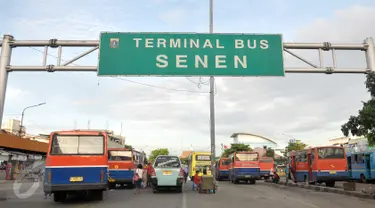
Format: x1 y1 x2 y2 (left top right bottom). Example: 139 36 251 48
44 192 52 199
142 165 148 188
183 165 188 183
146 162 153 187
133 164 143 194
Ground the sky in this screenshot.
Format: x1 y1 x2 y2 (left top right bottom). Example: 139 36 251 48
1 0 375 156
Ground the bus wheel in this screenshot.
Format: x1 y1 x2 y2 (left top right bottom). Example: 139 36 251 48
53 192 66 203
91 190 103 201
250 179 256 184
326 181 335 187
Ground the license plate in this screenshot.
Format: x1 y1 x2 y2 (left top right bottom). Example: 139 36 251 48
245 175 250 178
162 171 172 175
70 177 83 182
330 171 336 174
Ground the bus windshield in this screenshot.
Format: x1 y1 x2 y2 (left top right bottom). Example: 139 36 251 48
317 147 345 159
50 135 104 155
236 153 258 161
154 156 181 168
260 158 273 163
109 150 132 161
222 159 230 166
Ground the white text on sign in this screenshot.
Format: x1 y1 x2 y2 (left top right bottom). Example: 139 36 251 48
132 38 271 69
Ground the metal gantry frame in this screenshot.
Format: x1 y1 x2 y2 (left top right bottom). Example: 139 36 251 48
1 34 375 181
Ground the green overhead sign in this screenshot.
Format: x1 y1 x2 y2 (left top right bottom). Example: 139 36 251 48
98 32 284 76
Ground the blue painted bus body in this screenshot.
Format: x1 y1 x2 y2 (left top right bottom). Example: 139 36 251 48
347 151 375 181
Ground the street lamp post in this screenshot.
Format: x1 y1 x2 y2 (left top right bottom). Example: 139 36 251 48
18 102 46 136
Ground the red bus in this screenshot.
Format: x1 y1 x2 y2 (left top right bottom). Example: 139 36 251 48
44 130 108 202
215 157 229 181
228 152 260 184
287 146 349 187
259 157 274 179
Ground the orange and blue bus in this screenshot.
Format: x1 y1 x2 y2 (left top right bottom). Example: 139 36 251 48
107 148 146 189
108 148 135 189
44 130 109 202
259 157 274 179
287 146 348 187
228 152 260 184
215 157 229 181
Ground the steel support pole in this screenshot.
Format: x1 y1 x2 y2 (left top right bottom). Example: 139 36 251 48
365 38 375 72
0 35 13 127
209 0 216 186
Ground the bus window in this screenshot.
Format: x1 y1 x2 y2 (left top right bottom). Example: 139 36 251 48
236 153 258 161
109 150 132 161
154 156 180 168
317 148 345 159
222 159 230 166
357 154 364 163
50 135 104 155
196 155 211 161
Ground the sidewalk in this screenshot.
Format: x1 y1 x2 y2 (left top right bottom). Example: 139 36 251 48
265 177 375 200
0 180 44 201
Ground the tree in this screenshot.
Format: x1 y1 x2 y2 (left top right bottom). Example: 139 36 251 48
341 73 375 146
264 147 275 158
221 143 252 158
148 148 169 163
124 144 133 149
180 157 188 165
283 140 308 157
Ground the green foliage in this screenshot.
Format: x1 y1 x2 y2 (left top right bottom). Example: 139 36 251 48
283 140 308 157
124 144 133 149
180 157 188 165
264 147 275 158
341 72 375 146
148 148 169 163
221 143 252 158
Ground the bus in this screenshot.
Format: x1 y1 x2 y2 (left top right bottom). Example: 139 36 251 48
228 152 260 184
259 157 274 180
44 130 109 202
215 157 229 181
187 152 212 177
347 151 375 183
108 148 134 189
287 146 348 187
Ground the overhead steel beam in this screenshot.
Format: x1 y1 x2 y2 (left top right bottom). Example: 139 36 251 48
10 40 99 47
6 66 369 74
62 46 99 66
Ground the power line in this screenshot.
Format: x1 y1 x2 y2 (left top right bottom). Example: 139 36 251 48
28 47 209 94
114 77 208 93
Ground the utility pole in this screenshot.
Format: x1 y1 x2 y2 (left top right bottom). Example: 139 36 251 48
209 0 216 186
87 118 91 130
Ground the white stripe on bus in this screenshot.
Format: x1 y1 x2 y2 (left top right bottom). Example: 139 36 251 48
45 165 108 168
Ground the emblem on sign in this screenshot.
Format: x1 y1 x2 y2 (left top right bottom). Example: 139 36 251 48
115 165 119 169
110 38 119 48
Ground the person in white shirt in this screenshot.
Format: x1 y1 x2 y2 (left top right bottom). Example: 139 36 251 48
134 164 144 194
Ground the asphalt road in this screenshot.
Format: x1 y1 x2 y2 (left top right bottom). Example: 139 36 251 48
0 181 374 207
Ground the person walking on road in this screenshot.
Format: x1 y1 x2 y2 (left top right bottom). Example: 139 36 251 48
134 164 144 194
146 162 153 187
183 165 189 183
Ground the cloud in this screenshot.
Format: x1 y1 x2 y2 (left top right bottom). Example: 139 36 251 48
2 2 375 155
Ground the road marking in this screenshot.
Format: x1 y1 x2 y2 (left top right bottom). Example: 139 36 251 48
287 197 319 208
182 190 187 208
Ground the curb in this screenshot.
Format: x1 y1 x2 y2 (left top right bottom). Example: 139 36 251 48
261 180 375 200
